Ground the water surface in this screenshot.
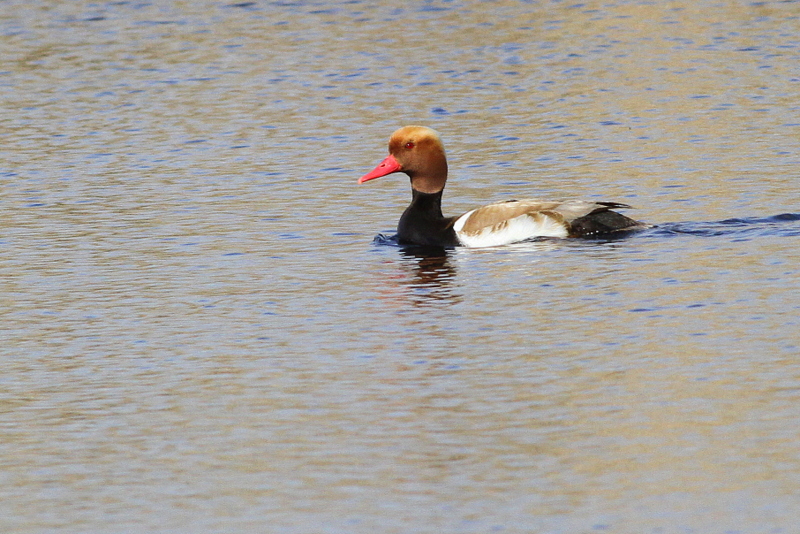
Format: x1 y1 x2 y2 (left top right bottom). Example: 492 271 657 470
2 1 799 532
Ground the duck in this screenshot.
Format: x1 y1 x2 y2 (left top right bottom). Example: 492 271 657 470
359 125 647 248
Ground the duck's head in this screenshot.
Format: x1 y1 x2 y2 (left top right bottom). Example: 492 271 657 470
359 125 448 194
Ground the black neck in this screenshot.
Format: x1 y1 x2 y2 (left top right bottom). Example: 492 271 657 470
397 190 458 247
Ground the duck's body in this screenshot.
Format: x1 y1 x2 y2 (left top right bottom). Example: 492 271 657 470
360 126 646 248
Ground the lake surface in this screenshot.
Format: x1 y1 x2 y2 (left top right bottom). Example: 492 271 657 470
2 1 799 532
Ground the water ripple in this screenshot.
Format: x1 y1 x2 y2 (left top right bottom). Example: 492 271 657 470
649 213 800 238
372 213 800 248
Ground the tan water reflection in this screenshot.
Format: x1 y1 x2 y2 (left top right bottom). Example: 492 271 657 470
2 0 799 532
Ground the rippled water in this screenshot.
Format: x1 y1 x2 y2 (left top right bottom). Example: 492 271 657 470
2 1 799 532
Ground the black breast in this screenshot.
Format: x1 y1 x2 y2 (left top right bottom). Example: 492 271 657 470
397 190 459 247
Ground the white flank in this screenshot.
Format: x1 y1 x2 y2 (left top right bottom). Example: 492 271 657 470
454 211 569 248
452 209 476 232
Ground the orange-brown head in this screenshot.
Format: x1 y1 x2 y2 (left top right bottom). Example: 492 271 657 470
359 126 448 194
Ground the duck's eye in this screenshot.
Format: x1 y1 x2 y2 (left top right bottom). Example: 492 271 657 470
405 142 415 149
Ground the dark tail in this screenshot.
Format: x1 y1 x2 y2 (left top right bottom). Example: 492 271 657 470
569 206 647 238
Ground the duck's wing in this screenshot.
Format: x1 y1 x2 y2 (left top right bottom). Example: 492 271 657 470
452 199 641 247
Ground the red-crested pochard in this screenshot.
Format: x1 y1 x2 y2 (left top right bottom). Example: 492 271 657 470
359 125 646 248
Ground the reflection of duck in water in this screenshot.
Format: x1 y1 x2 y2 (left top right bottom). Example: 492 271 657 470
398 246 460 306
360 126 647 248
